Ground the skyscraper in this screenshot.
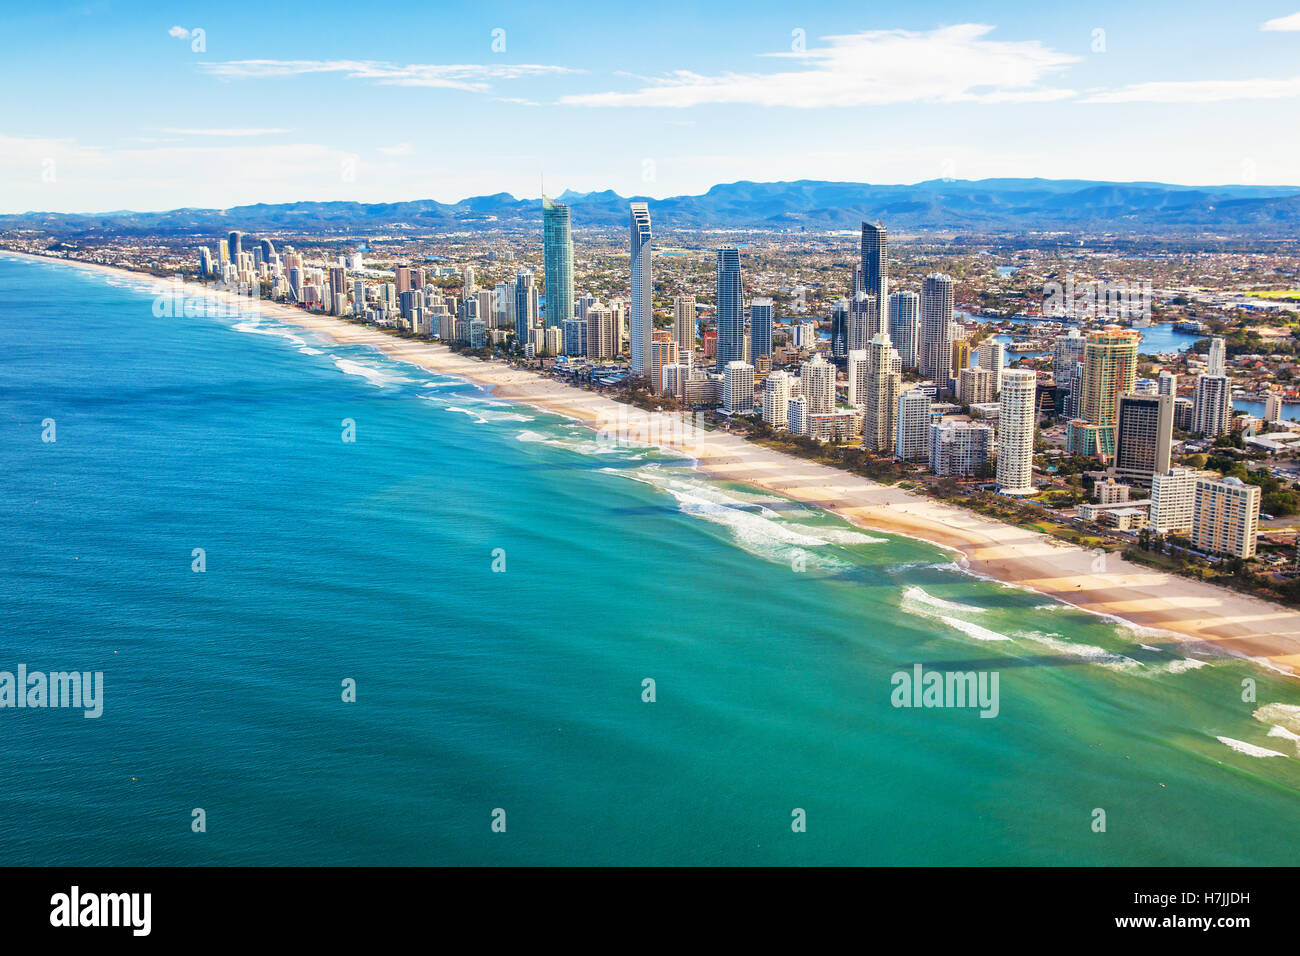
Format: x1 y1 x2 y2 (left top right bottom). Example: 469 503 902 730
862 333 902 453
1066 327 1140 458
896 390 934 461
931 420 995 478
763 370 792 429
1193 476 1260 559
997 368 1038 495
750 298 774 364
860 221 888 327
715 247 744 369
800 353 835 415
514 269 535 345
673 295 696 363
920 274 956 388
723 361 755 415
1150 467 1198 534
845 349 869 408
227 230 242 265
542 197 574 328
976 339 1004 386
650 332 678 395
1114 393 1173 482
847 292 879 352
629 203 653 377
1193 373 1232 437
1207 336 1227 377
888 291 919 369
831 299 849 363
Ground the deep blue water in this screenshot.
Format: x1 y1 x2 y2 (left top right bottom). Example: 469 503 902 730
3 254 1300 866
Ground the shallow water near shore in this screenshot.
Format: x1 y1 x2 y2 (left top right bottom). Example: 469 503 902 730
2 252 1300 865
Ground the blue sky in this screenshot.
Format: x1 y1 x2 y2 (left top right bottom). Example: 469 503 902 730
4 0 1300 212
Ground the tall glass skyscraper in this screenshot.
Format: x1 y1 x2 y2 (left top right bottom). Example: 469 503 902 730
750 297 774 363
831 299 849 363
629 203 653 377
920 273 955 387
715 247 743 369
542 196 574 328
861 221 888 326
227 230 242 264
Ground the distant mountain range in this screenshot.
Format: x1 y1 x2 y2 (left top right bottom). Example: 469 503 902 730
7 179 1300 237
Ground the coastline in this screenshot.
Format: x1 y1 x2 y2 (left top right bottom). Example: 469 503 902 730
10 250 1300 677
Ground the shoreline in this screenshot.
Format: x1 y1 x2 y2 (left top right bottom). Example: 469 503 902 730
9 249 1300 677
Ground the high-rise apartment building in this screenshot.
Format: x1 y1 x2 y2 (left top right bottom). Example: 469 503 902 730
930 420 995 478
542 196 574 327
997 368 1038 495
763 370 792 429
895 389 933 461
920 274 956 388
862 333 902 452
629 203 653 377
750 298 774 365
1066 327 1140 458
958 367 999 406
1193 476 1260 559
673 295 696 363
1114 393 1173 482
1150 467 1198 535
723 361 755 415
800 353 836 415
1193 374 1233 437
888 291 919 369
860 221 888 327
715 247 744 369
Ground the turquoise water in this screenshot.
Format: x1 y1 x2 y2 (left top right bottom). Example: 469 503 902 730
2 253 1300 866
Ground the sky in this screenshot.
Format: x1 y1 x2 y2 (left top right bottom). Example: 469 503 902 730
4 0 1300 213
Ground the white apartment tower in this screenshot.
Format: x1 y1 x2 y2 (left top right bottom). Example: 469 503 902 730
800 353 836 415
1149 467 1198 535
763 370 792 429
895 389 933 461
723 361 755 415
996 368 1038 495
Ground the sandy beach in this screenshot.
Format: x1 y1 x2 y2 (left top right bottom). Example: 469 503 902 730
13 251 1300 676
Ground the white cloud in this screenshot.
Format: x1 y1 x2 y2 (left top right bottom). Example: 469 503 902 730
200 59 578 93
376 143 415 156
168 25 190 39
559 25 1079 108
1083 76 1300 103
1262 11 1300 30
160 127 292 136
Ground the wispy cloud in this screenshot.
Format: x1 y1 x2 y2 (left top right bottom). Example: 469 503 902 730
201 59 579 93
559 25 1078 108
1083 76 1300 103
1262 11 1300 30
167 25 189 39
161 127 292 136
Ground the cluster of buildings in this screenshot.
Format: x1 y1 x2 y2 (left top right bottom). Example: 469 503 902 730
197 205 1268 562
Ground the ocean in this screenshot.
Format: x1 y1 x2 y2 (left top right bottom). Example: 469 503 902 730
2 252 1299 866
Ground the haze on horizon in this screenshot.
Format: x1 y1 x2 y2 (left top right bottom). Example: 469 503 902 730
3 0 1300 214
